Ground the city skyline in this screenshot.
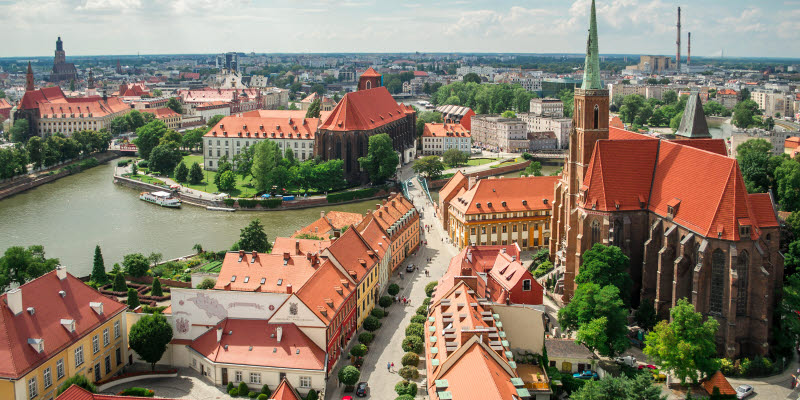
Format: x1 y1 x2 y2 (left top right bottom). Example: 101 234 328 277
2 0 799 58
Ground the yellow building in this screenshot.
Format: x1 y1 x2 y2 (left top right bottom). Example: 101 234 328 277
447 176 558 251
0 268 127 400
323 227 381 327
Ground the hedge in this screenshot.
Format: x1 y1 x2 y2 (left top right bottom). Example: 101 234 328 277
120 387 154 397
223 198 235 207
371 308 385 319
401 352 420 367
327 187 379 203
238 199 259 208
261 198 283 208
410 315 426 324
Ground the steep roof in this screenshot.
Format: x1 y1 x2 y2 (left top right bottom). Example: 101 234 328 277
671 138 727 156
676 92 711 138
214 251 322 293
295 260 354 326
580 0 602 90
450 176 559 215
360 67 381 77
204 116 319 140
19 86 67 110
190 319 325 371
430 340 521 400
423 123 470 138
434 245 522 302
269 379 304 400
438 170 468 211
370 193 416 235
0 98 12 109
319 87 414 132
488 252 531 294
748 193 779 228
143 107 180 119
702 371 736 396
0 270 127 379
272 237 332 256
324 228 379 283
38 97 130 119
292 211 363 239
582 139 660 211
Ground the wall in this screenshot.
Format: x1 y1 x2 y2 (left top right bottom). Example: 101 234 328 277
0 152 120 201
271 294 326 349
428 159 532 190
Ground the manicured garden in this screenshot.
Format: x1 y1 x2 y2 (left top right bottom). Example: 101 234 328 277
465 157 499 166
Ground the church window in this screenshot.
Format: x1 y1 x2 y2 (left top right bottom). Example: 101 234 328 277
593 105 599 129
613 219 623 248
737 251 749 316
591 220 601 245
366 81 372 89
710 249 725 315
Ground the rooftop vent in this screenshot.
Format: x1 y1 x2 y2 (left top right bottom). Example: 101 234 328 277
89 302 104 316
27 307 35 315
58 290 66 298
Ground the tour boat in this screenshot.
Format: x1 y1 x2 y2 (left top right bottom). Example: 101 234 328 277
139 191 181 208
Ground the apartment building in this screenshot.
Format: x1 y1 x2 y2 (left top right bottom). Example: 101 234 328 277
421 123 471 155
471 115 528 153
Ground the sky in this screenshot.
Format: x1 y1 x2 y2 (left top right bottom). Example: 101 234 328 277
1 0 799 58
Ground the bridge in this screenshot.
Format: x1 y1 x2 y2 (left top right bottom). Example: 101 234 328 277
527 150 567 163
118 143 138 156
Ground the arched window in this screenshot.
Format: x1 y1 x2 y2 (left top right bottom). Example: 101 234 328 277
613 219 623 248
591 220 601 246
366 80 372 89
737 251 749 316
593 104 599 129
710 249 725 315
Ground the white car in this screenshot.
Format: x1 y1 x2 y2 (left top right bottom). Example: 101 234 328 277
735 384 753 399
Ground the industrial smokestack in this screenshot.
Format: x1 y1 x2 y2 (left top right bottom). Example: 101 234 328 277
687 32 691 66
676 7 681 72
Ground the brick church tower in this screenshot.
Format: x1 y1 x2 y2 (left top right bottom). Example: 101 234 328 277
550 0 609 301
25 62 34 92
358 68 381 91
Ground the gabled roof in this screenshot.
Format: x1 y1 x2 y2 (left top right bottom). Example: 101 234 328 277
357 215 391 260
204 116 319 140
671 138 728 156
360 67 381 77
676 92 712 139
272 237 332 256
324 228 379 283
582 139 660 211
292 211 363 239
19 86 67 110
488 252 531 293
702 371 736 396
319 87 414 132
190 319 325 371
370 193 416 235
434 244 521 302
214 251 322 293
0 270 127 379
450 176 558 215
430 339 521 400
143 107 180 119
295 260 354 326
0 98 12 109
270 378 304 400
423 123 470 138
438 171 468 206
748 193 779 228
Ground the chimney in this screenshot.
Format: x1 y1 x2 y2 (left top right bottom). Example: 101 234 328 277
56 265 67 280
283 252 290 260
217 326 223 342
295 240 300 254
276 326 283 342
286 284 292 294
375 204 381 210
676 7 681 71
468 176 477 190
320 211 325 218
687 32 691 66
252 250 257 259
7 289 22 315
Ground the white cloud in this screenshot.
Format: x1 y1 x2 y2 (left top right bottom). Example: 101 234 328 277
76 0 141 11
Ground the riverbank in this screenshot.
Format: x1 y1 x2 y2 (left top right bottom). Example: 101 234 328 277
0 151 120 201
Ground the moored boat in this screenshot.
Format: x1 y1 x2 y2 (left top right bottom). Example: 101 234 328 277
139 191 181 208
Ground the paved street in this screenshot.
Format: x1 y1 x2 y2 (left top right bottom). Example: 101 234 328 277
100 368 235 400
324 170 458 399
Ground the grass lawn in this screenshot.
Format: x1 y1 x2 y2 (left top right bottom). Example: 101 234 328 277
198 261 222 273
172 155 259 198
490 157 523 168
465 158 499 166
126 173 169 186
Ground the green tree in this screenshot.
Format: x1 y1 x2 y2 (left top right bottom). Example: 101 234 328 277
218 170 236 192
128 313 173 370
0 245 59 291
207 114 225 128
350 343 368 358
214 155 233 187
148 144 182 174
523 161 542 176
113 272 128 292
416 111 443 138
238 219 271 253
127 288 140 309
732 100 760 129
305 98 321 118
634 298 657 331
736 139 776 193
174 161 188 183
305 389 318 400
558 283 629 357
363 315 382 331
359 133 399 184
91 245 108 284
126 110 146 132
402 335 424 353
283 147 297 167
189 162 204 184
669 110 684 132
26 136 44 169
123 253 150 277
130 163 138 176
57 374 97 395
251 141 283 192
399 366 419 380
501 110 517 118
166 97 184 114
388 283 400 296
462 72 481 84
159 130 183 149
379 295 393 312
151 277 163 296
134 120 168 160
412 155 445 179
775 159 800 212
425 281 438 297
442 148 469 168
8 119 30 143
572 374 664 400
559 89 575 118
575 244 633 306
338 365 360 387
644 298 719 385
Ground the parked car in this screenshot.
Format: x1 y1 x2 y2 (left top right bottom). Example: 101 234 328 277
638 364 657 370
736 384 753 399
341 397 353 400
614 356 636 367
652 371 667 382
573 370 599 380
356 382 369 397
406 264 415 273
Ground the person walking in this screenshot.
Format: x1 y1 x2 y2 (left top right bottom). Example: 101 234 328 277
387 362 391 371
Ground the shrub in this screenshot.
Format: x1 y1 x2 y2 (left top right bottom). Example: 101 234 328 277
239 382 249 396
228 388 239 397
388 283 400 296
117 159 130 167
395 396 415 400
405 323 425 338
120 387 154 397
522 152 534 160
416 305 428 316
198 278 216 289
371 308 385 319
533 260 553 278
350 344 368 358
138 160 149 168
113 272 128 292
379 295 393 311
402 335 424 353
422 297 431 306
338 365 361 386
151 278 163 296
260 384 271 396
410 315 426 324
238 199 259 208
223 198 235 207
57 374 97 395
401 352 420 367
248 392 258 398
306 389 319 400
425 281 438 297
719 358 737 376
127 288 140 309
394 381 418 396
399 365 420 380
363 315 382 331
257 395 268 400
358 332 374 345
260 198 283 208
327 187 379 203
227 382 235 392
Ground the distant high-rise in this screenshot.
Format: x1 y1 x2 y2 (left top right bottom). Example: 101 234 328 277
50 36 78 83
216 52 239 73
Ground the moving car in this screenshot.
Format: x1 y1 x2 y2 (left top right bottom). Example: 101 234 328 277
735 384 753 399
573 370 599 380
406 264 415 273
356 382 369 397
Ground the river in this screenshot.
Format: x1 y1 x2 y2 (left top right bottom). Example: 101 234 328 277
0 162 380 278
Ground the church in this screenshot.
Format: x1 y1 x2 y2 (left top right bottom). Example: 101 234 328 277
549 0 782 358
49 36 78 83
315 68 417 182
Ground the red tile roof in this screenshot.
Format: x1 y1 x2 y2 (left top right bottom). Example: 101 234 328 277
324 228 379 283
430 340 520 400
609 115 624 129
450 176 559 215
438 171 468 208
671 138 728 156
292 211 363 239
582 139 660 212
785 137 800 149
38 96 131 119
178 88 260 103
190 319 325 371
717 89 737 96
143 107 180 119
118 83 150 97
204 115 319 140
0 98 12 109
180 72 200 80
319 87 414 132
0 270 126 379
270 378 304 400
369 193 416 235
272 237 332 256
57 385 184 400
423 123 471 138
360 67 381 77
748 193 779 228
295 260 355 326
413 71 429 77
19 86 67 110
702 371 736 396
488 252 531 293
434 244 521 302
214 251 322 293
357 215 391 261
609 126 651 140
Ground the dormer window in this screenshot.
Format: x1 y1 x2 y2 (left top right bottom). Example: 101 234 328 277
89 302 103 316
739 225 751 237
28 338 44 353
61 319 76 333
231 276 236 282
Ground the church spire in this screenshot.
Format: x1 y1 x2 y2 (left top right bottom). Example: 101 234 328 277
581 0 602 90
88 68 95 89
25 62 34 92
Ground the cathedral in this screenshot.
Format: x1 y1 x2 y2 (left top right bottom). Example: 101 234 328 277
49 36 78 83
549 0 782 358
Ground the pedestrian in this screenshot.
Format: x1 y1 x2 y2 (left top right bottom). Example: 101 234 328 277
387 362 391 371
391 362 395 371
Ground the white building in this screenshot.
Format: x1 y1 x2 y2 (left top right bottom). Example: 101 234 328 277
519 113 572 149
421 123 471 155
529 98 564 118
470 115 528 153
